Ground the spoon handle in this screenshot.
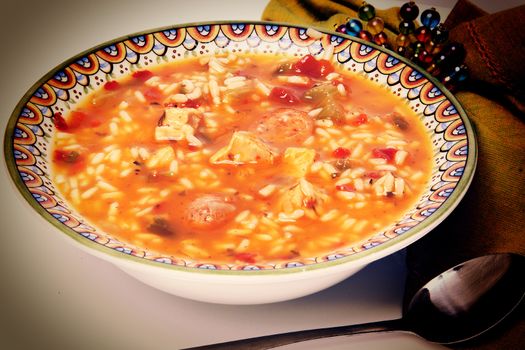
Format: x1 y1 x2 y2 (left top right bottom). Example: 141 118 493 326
184 318 406 349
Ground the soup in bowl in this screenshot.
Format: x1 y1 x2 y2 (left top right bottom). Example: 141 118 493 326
3 22 476 304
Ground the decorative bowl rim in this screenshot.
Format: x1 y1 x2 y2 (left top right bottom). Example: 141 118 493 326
3 20 478 276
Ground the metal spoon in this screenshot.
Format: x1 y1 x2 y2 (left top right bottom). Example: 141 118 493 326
185 253 524 349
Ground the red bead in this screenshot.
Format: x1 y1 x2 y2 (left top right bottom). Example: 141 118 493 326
374 32 388 45
336 24 348 34
418 50 434 66
415 26 432 43
358 30 373 41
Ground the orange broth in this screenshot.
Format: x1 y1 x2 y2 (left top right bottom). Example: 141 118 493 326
52 53 433 264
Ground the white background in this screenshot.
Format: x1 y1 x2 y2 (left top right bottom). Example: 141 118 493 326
1 1 523 349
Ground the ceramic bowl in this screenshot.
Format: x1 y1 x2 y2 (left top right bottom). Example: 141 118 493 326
3 21 477 304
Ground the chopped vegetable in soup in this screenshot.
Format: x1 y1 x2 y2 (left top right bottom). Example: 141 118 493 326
51 53 432 264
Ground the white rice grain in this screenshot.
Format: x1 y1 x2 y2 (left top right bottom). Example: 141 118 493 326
315 127 331 138
145 76 160 86
209 80 221 104
136 206 154 217
81 187 98 199
341 217 357 230
235 210 251 223
160 83 176 95
119 110 132 122
337 83 346 96
258 184 276 197
394 150 408 165
91 152 105 165
256 234 273 241
107 149 122 163
171 94 188 103
109 122 118 135
375 164 398 172
169 159 179 174
326 72 340 81
98 180 117 192
134 90 146 103
320 209 338 222
254 79 271 96
69 188 80 204
100 191 123 199
336 191 356 201
179 177 194 189
186 86 202 100
108 202 119 216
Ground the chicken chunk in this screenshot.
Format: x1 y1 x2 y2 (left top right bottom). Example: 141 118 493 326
155 107 202 147
210 131 275 165
279 178 327 214
282 147 316 178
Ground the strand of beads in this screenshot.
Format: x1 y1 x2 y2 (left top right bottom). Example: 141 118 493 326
339 1 469 90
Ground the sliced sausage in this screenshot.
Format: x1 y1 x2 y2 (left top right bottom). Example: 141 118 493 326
184 194 236 229
255 108 313 147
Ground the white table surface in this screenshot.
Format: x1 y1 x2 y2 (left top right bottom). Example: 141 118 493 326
1 1 522 349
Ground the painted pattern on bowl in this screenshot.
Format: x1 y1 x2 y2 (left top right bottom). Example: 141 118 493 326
4 22 476 272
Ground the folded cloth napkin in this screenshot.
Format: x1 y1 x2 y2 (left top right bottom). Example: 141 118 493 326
262 0 525 349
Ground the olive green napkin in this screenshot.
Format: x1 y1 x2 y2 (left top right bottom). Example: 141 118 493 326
262 0 525 348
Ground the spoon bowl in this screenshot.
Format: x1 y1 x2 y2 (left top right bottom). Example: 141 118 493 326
187 253 525 349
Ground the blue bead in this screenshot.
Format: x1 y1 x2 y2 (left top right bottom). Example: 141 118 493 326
345 19 363 36
421 8 441 29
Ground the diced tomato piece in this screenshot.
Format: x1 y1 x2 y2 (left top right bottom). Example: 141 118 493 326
292 54 334 79
104 80 120 91
143 87 163 102
269 87 300 105
366 171 381 179
336 184 355 192
180 98 203 109
349 113 368 126
132 70 154 80
69 158 86 174
372 148 398 163
234 252 257 264
68 111 87 130
52 112 68 131
332 147 351 159
90 119 102 127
